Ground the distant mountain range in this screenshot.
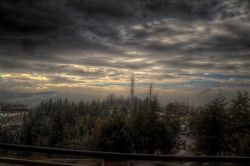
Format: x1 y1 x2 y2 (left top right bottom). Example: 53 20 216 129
0 90 58 107
0 90 57 99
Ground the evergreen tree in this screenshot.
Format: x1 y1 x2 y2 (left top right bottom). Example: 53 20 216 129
229 91 250 155
193 94 227 156
90 112 132 152
20 113 32 145
49 110 64 147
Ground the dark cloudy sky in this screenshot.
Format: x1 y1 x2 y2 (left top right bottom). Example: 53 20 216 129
0 0 250 105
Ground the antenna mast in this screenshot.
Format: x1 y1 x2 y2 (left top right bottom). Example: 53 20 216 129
149 83 153 101
130 73 135 111
130 73 135 101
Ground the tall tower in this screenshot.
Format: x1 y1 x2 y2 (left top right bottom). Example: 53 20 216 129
129 73 135 111
149 83 153 101
130 73 135 102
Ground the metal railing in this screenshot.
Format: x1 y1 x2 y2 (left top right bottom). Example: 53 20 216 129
0 143 250 165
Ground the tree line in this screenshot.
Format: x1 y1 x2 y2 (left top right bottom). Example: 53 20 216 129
1 94 180 154
1 91 250 156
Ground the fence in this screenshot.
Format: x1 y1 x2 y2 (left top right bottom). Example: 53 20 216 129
0 143 250 166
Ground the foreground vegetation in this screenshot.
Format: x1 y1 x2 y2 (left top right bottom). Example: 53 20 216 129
0 91 250 157
191 91 250 156
1 95 180 154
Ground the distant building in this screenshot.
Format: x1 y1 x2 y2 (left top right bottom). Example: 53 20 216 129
0 103 28 117
1 103 27 112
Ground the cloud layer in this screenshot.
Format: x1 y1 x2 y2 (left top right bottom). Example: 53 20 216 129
0 0 250 104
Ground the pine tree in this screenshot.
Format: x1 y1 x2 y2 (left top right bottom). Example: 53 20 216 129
193 94 227 156
49 110 64 147
229 91 250 155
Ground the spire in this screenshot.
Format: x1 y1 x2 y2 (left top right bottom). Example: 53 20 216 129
130 73 135 101
149 83 153 101
129 73 135 111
